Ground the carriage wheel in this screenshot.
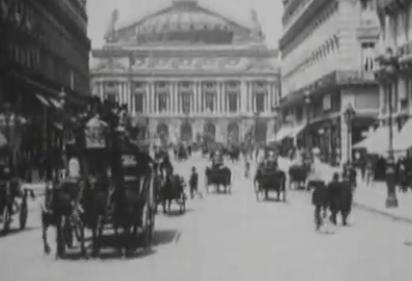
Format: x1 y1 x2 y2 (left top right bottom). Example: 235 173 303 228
19 200 28 230
63 217 74 249
2 206 11 234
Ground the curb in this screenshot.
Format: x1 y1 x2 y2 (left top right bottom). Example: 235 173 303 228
353 202 412 224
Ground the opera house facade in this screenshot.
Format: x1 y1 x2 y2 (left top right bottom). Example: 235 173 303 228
91 0 280 145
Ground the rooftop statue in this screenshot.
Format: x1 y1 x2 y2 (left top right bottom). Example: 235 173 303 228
250 9 265 41
104 9 119 43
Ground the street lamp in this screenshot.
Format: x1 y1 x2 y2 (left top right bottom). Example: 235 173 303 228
376 47 399 208
254 111 260 144
344 103 356 165
304 89 311 151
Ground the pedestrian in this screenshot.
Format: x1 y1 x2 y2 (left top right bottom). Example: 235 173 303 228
365 156 374 187
189 166 201 199
308 148 329 231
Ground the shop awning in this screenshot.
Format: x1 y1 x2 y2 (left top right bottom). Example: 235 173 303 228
393 119 412 151
275 124 306 141
354 126 400 155
290 124 305 138
47 97 63 109
35 94 51 107
53 122 64 130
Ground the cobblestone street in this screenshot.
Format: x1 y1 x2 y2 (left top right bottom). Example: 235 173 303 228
1 154 412 281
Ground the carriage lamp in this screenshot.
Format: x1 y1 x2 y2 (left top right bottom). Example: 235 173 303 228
376 47 399 208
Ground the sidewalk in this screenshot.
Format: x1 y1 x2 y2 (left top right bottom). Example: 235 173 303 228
354 181 412 224
279 157 412 223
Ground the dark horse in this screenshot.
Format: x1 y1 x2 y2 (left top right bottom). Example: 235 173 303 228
205 166 231 193
80 175 112 257
227 146 240 163
42 180 86 258
254 164 286 202
158 172 186 214
288 164 309 190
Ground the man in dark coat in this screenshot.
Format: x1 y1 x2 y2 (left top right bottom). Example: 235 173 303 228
328 172 353 226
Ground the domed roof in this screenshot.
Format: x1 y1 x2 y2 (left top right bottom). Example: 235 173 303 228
114 0 260 45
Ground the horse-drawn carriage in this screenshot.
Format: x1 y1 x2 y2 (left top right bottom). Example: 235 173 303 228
288 164 310 190
0 134 32 234
254 160 286 202
205 166 231 193
42 115 156 258
155 171 186 214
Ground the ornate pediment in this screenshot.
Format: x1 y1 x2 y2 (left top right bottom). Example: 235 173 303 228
92 58 128 73
245 58 277 72
128 56 277 74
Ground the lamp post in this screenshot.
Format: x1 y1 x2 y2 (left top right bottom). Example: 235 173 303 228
376 47 399 208
344 103 356 165
272 106 280 139
254 111 260 145
304 90 311 151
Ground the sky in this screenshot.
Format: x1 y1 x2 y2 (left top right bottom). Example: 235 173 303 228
86 0 284 48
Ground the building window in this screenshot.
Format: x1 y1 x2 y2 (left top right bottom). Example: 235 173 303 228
205 93 214 112
107 93 116 103
135 94 143 113
361 42 375 73
158 93 167 112
134 82 144 88
256 93 265 112
228 93 238 113
182 93 191 114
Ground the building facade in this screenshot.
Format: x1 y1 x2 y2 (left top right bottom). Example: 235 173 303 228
375 0 412 128
279 0 381 165
91 0 280 145
0 0 90 175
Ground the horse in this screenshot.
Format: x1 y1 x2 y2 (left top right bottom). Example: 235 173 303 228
227 146 240 163
41 180 86 258
288 164 309 190
80 175 112 257
205 166 231 193
158 173 186 214
254 163 286 201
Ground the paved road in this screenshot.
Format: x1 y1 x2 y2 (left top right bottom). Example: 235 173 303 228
1 153 412 281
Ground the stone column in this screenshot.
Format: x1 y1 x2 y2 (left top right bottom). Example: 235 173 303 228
176 82 180 115
222 82 226 114
146 82 151 114
216 81 221 114
193 81 198 114
171 81 176 115
191 83 195 114
241 80 246 113
122 82 126 106
266 81 270 113
150 81 155 114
